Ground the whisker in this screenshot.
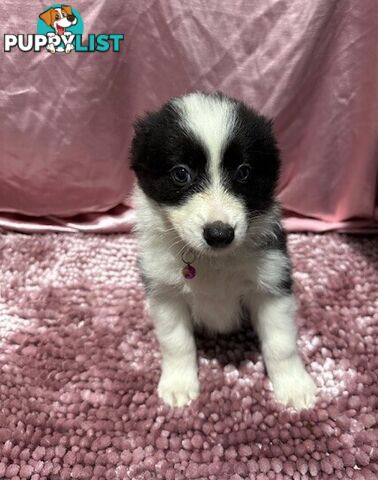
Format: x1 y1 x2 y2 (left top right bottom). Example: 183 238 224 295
156 225 178 234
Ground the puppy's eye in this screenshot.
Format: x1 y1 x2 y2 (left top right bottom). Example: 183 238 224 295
170 166 192 186
55 14 60 19
234 164 251 183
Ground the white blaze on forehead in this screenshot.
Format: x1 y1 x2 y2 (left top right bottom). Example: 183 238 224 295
171 93 245 231
54 8 63 19
173 93 237 172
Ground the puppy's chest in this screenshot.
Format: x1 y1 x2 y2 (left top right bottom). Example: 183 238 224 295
181 262 254 333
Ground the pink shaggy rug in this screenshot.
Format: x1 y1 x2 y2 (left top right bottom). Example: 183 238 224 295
0 232 377 480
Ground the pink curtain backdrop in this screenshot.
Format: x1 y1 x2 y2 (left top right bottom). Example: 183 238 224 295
0 0 377 233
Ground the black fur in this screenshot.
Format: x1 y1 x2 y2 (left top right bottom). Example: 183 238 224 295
277 269 293 295
130 103 209 206
262 221 289 252
130 92 280 218
221 101 281 214
131 93 291 295
259 222 293 295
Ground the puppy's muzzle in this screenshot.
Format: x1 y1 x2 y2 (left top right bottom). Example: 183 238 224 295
203 221 235 248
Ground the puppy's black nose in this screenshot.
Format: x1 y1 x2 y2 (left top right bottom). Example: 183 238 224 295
203 221 235 248
67 14 76 22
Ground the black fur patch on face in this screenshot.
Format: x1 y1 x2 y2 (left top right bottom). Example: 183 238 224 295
221 102 281 215
130 103 208 205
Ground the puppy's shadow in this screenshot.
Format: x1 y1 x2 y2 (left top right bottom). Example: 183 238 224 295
195 322 261 368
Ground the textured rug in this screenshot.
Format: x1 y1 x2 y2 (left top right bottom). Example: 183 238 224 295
0 232 377 480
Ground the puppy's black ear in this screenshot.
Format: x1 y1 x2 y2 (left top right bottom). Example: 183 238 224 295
130 112 155 173
130 102 180 176
130 103 176 173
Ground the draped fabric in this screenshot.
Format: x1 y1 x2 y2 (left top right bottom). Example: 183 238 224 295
0 0 377 232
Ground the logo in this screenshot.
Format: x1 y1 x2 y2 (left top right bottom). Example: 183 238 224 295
4 4 124 54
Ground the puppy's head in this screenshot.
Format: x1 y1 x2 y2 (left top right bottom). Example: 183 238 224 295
131 92 280 255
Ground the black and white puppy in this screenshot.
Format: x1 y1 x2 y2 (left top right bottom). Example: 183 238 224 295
130 92 316 409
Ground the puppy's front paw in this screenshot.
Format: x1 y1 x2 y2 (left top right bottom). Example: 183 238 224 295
158 369 199 407
272 365 316 409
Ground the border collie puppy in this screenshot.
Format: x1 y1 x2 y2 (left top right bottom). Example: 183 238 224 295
130 92 316 409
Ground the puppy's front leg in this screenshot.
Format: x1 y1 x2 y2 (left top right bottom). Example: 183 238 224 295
149 295 199 407
251 294 316 409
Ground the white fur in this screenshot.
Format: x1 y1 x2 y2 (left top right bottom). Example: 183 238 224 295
148 295 199 407
165 94 247 254
250 294 316 408
257 249 291 294
173 93 236 172
133 187 316 408
166 186 248 253
133 93 316 409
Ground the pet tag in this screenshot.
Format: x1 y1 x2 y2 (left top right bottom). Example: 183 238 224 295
181 250 196 279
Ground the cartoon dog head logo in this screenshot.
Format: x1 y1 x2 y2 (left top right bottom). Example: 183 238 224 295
4 6 123 54
38 4 83 54
39 5 77 35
